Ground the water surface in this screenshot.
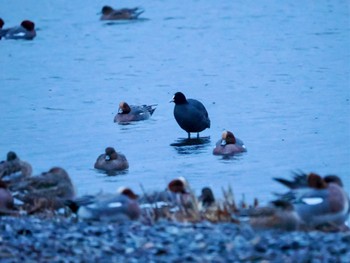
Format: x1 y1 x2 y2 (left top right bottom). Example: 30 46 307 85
1 1 349 207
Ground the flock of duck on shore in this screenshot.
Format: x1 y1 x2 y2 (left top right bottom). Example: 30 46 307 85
0 149 349 232
1 4 349 232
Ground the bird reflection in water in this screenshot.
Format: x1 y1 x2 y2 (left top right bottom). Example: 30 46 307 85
170 137 211 155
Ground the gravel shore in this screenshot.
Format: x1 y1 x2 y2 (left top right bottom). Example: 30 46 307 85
1 216 349 262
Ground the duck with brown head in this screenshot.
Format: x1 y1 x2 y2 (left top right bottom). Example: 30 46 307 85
65 187 141 222
0 20 36 40
274 172 350 230
114 101 157 123
94 147 129 172
213 130 247 155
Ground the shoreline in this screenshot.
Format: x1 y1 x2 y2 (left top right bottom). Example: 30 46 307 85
1 216 349 262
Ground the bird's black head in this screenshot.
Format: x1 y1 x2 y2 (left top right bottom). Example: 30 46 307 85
172 92 187 105
7 151 18 161
102 6 114 15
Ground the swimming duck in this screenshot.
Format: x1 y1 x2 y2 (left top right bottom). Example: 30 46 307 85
275 172 350 229
0 20 36 40
11 167 75 213
0 151 32 185
65 188 141 221
171 92 210 138
94 147 129 172
100 5 144 20
213 130 247 155
114 102 157 123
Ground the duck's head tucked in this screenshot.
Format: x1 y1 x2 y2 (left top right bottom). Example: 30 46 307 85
0 18 4 29
171 92 187 105
118 101 131 114
21 20 35 31
101 5 114 15
221 131 236 145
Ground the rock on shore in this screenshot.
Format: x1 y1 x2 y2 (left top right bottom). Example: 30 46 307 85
1 216 349 262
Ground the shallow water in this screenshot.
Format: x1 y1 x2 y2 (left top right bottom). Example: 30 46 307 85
1 1 349 207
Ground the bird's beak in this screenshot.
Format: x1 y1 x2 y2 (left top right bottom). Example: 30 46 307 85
169 96 175 103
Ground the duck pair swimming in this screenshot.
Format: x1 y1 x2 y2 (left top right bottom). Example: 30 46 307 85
0 19 36 40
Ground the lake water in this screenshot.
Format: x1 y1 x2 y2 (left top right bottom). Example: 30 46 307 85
1 0 349 207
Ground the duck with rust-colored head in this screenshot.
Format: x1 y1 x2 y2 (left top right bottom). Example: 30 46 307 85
0 20 36 40
11 167 75 213
171 92 210 139
100 5 144 20
94 147 129 172
213 131 247 155
275 172 350 230
114 101 157 123
65 187 140 222
167 177 195 209
138 177 193 210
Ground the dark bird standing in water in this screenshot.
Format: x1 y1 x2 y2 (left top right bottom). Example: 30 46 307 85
170 92 210 139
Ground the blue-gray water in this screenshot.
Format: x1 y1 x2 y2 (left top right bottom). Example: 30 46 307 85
1 1 349 206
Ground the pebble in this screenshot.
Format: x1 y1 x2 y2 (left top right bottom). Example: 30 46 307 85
0 216 349 262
